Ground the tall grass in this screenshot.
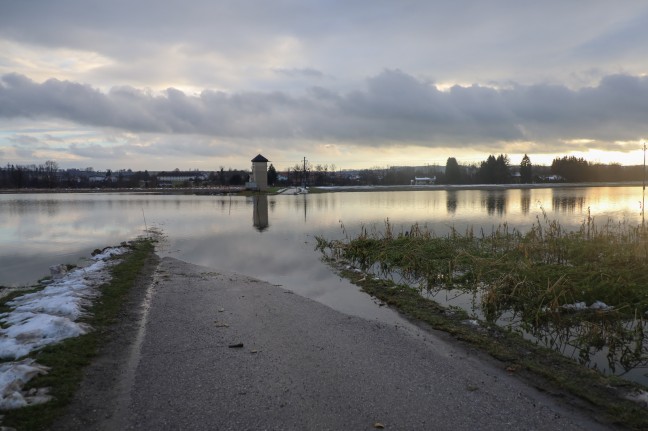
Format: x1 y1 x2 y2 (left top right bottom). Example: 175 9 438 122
316 211 648 374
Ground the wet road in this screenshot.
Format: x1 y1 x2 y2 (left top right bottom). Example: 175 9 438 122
76 257 614 430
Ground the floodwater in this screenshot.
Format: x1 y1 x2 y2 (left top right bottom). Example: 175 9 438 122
1 186 646 381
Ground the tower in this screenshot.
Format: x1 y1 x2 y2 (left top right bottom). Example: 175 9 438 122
249 154 269 190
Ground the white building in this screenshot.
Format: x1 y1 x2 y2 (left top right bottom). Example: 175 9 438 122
411 176 436 185
246 154 269 190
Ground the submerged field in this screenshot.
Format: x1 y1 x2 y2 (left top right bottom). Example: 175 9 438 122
317 213 648 383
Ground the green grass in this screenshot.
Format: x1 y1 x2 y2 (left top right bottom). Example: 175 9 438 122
318 214 648 323
0 238 155 431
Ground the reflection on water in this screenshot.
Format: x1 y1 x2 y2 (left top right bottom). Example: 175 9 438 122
482 191 506 216
252 195 269 232
2 187 644 288
2 186 647 382
524 316 648 380
422 285 648 380
553 195 586 213
485 293 648 383
520 190 531 215
446 191 457 214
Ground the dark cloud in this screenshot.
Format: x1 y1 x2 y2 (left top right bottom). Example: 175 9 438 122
2 71 648 152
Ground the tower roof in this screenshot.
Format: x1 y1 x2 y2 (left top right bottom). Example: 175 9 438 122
251 154 269 163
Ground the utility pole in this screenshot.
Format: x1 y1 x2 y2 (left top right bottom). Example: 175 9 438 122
302 157 307 188
643 142 646 229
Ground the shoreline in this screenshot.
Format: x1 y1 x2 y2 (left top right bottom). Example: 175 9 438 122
0 180 644 195
315 180 645 193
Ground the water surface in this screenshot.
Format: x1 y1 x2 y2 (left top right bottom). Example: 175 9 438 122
2 186 643 289
1 186 646 379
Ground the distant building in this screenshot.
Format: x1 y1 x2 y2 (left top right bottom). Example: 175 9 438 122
246 154 269 190
411 176 436 185
156 171 207 187
88 172 118 183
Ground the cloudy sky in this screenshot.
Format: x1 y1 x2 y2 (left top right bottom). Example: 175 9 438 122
1 1 648 171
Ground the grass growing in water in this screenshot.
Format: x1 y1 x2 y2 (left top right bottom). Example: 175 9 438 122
317 213 648 429
319 213 648 328
0 237 156 431
320 213 648 322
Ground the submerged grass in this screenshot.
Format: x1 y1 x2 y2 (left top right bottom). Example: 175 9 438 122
0 237 156 431
319 213 648 324
317 214 648 429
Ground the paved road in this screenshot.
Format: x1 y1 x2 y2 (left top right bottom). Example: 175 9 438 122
65 257 615 430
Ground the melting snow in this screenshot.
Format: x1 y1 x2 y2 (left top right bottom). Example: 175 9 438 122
627 390 648 407
0 359 51 409
589 300 612 310
561 301 613 311
0 246 127 409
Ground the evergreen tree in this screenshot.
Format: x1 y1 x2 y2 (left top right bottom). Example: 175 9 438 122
444 157 462 184
478 154 510 184
551 156 590 182
520 154 532 183
267 164 278 186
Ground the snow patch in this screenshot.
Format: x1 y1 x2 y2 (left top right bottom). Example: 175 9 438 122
589 300 612 310
561 301 613 311
0 359 51 409
627 390 648 407
0 246 127 410
561 302 587 311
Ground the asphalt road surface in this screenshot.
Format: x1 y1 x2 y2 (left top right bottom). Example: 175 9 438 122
56 257 616 430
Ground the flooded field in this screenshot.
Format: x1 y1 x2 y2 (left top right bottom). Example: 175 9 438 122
1 186 646 383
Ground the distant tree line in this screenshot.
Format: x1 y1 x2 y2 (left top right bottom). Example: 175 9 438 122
549 156 643 183
2 154 646 189
435 153 645 185
0 162 250 189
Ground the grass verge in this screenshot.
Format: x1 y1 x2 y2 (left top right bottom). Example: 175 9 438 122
0 237 156 431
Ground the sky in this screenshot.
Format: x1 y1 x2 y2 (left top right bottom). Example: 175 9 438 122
1 1 648 171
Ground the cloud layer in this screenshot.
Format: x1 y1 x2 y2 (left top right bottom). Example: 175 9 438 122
2 71 648 149
2 1 648 168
